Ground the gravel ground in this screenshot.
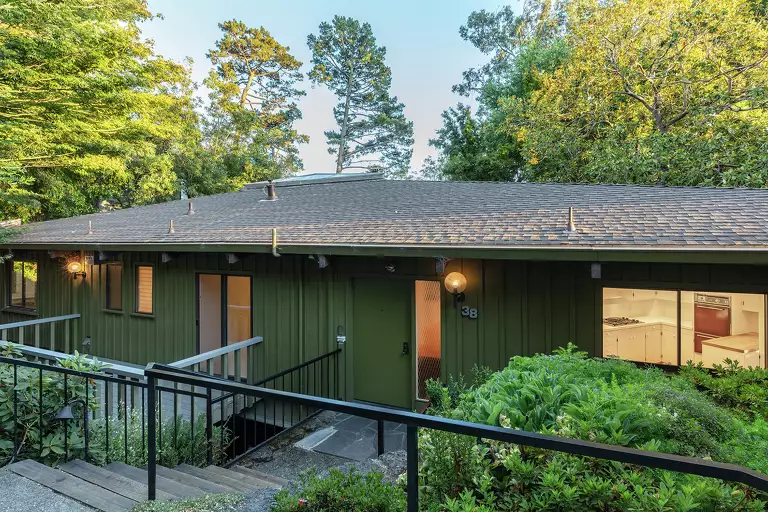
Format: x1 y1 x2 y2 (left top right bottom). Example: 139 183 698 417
0 470 93 512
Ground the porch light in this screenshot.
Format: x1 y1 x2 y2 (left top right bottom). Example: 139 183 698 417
67 260 86 280
444 271 467 308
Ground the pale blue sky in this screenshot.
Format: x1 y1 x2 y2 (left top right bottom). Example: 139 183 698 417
142 1 510 173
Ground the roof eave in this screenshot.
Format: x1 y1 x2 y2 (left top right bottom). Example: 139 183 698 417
2 241 768 264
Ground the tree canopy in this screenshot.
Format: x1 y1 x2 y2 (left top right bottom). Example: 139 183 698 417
427 0 768 187
0 0 198 221
308 16 414 176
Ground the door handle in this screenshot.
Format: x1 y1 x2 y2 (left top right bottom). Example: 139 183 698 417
401 342 410 355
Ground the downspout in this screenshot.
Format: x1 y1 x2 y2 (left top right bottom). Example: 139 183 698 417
271 228 281 258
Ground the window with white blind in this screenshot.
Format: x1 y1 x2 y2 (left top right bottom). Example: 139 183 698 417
135 265 154 314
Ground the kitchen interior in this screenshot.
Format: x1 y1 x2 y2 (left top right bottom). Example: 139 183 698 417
603 287 766 368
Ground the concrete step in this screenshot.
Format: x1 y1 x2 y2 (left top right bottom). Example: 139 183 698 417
8 459 136 512
105 461 204 499
155 465 239 495
59 459 174 502
229 465 289 488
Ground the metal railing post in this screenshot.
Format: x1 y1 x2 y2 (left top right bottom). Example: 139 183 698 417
407 424 418 512
147 372 157 501
206 387 213 466
377 419 385 456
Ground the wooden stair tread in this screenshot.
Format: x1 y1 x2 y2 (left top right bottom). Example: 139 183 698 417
204 464 276 489
60 459 174 503
105 461 204 499
8 459 135 512
155 465 239 495
173 463 263 492
230 465 288 488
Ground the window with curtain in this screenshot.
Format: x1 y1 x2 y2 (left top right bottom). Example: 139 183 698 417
135 265 153 314
105 263 123 311
8 260 37 311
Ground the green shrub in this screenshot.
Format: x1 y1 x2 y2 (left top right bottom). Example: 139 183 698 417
271 468 406 512
679 359 768 419
87 409 230 467
417 344 768 510
0 349 230 469
0 349 105 466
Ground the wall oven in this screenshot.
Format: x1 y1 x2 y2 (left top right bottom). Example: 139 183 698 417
693 294 731 353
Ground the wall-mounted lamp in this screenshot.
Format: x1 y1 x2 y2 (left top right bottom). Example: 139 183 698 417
67 260 86 280
444 271 467 309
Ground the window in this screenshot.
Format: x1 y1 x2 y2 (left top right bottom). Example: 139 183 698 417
105 263 123 311
603 287 766 369
135 265 153 314
415 280 441 400
8 260 37 311
602 288 678 365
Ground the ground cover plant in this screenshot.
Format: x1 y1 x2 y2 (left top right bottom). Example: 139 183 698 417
420 345 768 511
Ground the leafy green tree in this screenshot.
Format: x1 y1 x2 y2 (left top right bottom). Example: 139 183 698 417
186 19 307 196
0 0 198 221
308 16 414 175
508 0 768 186
424 2 567 181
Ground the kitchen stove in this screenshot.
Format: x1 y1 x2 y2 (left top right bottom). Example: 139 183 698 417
603 317 642 327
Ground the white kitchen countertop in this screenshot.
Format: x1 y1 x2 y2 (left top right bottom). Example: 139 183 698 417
603 317 693 332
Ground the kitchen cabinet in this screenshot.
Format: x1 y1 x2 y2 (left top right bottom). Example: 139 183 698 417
661 325 678 365
681 328 695 365
645 325 662 363
603 333 618 357
618 326 646 362
739 295 764 313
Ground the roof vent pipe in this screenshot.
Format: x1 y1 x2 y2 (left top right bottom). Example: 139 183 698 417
566 207 577 233
186 201 195 215
87 221 93 235
266 181 278 201
168 219 175 234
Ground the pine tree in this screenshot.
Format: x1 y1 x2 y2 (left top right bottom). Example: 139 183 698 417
308 16 413 175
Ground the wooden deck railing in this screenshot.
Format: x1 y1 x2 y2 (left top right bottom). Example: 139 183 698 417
0 314 80 353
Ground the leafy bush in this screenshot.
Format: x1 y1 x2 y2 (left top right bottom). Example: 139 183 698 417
271 468 406 511
679 359 768 420
88 409 230 467
0 348 230 468
418 344 768 511
0 349 105 465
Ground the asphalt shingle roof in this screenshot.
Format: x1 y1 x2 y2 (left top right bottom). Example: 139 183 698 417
6 179 768 249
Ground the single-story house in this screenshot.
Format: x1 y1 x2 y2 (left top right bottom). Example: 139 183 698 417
2 173 767 409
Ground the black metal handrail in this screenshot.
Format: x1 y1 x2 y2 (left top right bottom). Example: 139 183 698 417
0 354 147 467
145 362 768 511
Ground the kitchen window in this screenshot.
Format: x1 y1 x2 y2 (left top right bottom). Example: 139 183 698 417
105 263 123 311
603 287 766 369
602 288 679 365
8 260 37 311
135 265 154 315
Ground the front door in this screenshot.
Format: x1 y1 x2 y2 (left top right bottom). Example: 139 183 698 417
352 278 413 408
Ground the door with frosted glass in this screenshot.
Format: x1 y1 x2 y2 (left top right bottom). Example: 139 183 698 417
197 274 252 375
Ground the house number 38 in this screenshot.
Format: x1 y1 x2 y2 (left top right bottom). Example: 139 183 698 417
461 306 478 319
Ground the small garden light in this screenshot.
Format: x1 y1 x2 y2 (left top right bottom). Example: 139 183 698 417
444 271 467 308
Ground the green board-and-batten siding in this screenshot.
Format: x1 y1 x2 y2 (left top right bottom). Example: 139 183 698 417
3 250 768 405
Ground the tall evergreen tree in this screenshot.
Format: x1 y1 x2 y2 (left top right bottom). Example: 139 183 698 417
198 20 307 190
0 0 198 221
307 16 413 175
